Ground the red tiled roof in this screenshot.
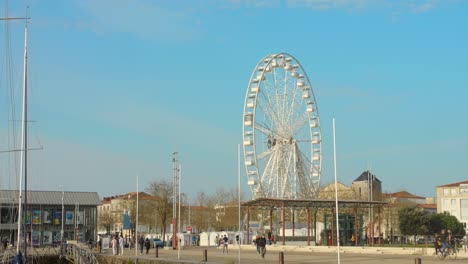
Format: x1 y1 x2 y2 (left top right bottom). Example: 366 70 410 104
437 180 468 188
419 204 437 209
388 191 425 199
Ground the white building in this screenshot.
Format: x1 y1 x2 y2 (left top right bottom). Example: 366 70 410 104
436 181 468 234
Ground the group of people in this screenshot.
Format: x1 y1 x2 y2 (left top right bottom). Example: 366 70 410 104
138 236 152 255
216 235 230 254
110 235 125 256
434 229 457 256
253 234 267 258
109 235 152 256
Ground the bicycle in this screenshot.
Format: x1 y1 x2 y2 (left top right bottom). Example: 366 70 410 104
438 244 458 260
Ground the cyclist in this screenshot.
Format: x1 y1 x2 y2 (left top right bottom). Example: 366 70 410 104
440 229 448 255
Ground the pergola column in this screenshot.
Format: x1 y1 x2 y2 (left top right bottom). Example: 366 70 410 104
314 209 317 244
378 207 382 246
269 209 273 235
307 208 310 246
282 202 285 245
331 208 335 246
246 206 250 244
354 207 358 246
292 209 295 237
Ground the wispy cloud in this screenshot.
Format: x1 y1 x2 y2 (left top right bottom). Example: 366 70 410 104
223 0 281 8
287 0 380 10
287 0 441 13
72 0 201 41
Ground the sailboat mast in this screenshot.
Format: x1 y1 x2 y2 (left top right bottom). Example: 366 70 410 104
16 23 28 258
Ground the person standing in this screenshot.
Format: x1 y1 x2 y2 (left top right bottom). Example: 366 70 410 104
222 235 229 255
3 237 8 251
111 236 118 256
119 235 124 256
434 233 441 255
97 236 102 253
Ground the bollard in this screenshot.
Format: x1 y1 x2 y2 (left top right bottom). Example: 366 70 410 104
279 252 284 264
203 249 208 262
155 246 159 258
414 257 421 264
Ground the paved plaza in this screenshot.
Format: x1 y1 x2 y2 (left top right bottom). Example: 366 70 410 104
99 245 468 264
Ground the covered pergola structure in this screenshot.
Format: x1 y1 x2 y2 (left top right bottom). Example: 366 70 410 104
242 198 387 247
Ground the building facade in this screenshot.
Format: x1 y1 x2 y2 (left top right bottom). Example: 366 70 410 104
0 190 101 246
351 171 382 201
97 192 155 238
436 181 468 234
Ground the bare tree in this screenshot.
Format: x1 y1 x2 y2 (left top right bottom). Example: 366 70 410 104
147 179 173 243
98 210 117 234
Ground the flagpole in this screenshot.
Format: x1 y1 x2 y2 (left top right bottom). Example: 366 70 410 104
135 175 139 259
333 118 341 263
178 164 181 259
238 143 241 263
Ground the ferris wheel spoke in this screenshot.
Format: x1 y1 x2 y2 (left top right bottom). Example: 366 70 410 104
257 89 281 131
286 80 302 128
291 112 310 135
261 150 276 196
257 147 275 160
261 73 288 134
255 122 273 136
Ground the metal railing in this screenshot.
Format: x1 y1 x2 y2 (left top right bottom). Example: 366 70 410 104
63 241 99 264
0 248 16 263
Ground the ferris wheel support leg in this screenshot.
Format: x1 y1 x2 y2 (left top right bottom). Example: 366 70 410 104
307 208 311 246
282 202 285 246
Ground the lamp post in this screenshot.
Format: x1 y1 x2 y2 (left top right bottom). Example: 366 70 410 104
61 191 64 249
333 118 341 264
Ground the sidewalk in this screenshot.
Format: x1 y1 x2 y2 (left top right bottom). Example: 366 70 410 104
241 244 468 257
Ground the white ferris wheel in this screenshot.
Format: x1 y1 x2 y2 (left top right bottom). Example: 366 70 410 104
242 53 322 200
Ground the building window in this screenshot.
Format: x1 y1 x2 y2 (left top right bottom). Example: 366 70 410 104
444 199 450 208
451 210 456 216
451 199 457 206
451 188 457 196
461 199 468 220
444 188 449 195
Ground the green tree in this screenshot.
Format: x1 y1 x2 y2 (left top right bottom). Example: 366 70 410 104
399 206 430 243
429 212 466 237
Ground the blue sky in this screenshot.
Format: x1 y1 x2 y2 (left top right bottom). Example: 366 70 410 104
1 0 467 201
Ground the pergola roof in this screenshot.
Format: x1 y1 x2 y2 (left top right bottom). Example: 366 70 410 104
242 197 387 209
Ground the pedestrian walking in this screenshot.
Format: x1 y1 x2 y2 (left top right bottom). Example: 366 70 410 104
258 235 267 259
222 235 229 254
139 236 145 255
145 238 151 254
